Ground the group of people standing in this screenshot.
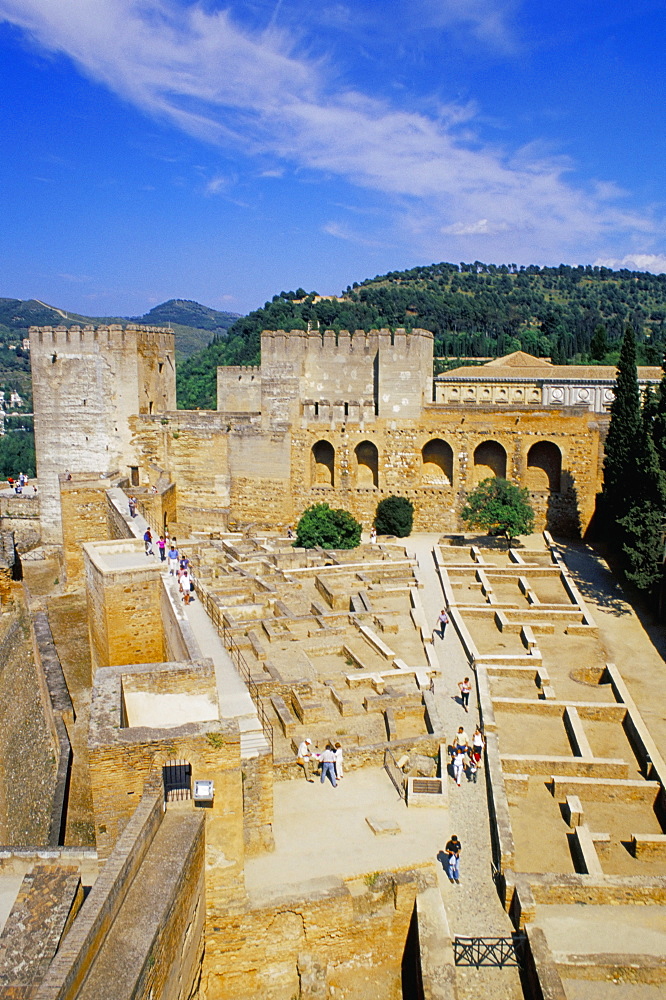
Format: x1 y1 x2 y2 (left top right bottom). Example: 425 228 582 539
140 523 194 605
7 472 34 496
296 739 344 787
450 724 485 786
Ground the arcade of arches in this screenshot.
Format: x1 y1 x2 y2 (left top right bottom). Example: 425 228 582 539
309 436 563 495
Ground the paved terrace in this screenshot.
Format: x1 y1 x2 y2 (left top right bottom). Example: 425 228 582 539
436 532 666 997
191 531 525 1000
94 499 666 998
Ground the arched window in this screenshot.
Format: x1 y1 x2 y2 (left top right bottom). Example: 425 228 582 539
355 440 378 487
527 441 561 492
421 439 453 485
311 440 335 486
473 441 506 483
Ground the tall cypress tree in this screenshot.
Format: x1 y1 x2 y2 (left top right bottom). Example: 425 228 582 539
652 353 666 474
602 325 641 524
618 421 666 594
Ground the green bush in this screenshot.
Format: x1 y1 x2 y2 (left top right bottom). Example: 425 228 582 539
295 503 362 549
461 477 534 546
374 495 414 537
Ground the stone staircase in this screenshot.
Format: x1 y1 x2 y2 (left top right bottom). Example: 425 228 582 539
239 714 270 758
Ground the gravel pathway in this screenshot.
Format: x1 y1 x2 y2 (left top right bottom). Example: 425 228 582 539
405 535 524 1000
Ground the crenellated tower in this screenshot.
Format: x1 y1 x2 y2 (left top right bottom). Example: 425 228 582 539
29 324 176 543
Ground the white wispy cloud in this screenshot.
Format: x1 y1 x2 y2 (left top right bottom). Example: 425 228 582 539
0 0 659 264
413 0 522 52
204 175 230 195
594 254 666 274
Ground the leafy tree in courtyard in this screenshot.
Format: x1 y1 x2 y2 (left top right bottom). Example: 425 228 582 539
295 503 362 549
0 431 35 479
602 325 641 525
461 477 534 547
375 495 414 537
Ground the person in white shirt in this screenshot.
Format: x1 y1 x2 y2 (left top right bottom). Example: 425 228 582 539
435 608 449 639
320 744 337 787
296 738 315 782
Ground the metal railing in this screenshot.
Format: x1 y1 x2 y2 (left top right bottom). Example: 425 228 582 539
383 747 406 800
454 935 525 968
194 580 274 754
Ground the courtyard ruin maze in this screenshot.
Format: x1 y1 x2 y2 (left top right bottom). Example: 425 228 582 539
188 537 444 766
0 324 665 1000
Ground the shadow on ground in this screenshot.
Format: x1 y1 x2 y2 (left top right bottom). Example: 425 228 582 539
559 538 666 662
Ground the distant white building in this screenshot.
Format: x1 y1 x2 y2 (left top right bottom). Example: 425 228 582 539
435 351 662 413
22 338 30 351
8 391 23 408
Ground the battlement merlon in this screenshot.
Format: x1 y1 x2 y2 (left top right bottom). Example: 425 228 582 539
29 324 176 352
260 326 434 364
217 366 262 413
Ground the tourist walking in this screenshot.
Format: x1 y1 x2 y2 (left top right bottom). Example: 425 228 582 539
167 543 179 575
179 569 192 605
472 726 485 765
370 527 377 544
144 528 154 556
320 744 338 787
467 755 478 783
434 608 449 639
157 535 167 562
296 739 315 782
452 746 466 786
458 676 471 712
453 726 470 751
334 742 344 780
445 835 461 883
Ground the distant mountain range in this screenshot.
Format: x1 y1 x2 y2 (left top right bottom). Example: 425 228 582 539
3 260 666 413
0 297 241 358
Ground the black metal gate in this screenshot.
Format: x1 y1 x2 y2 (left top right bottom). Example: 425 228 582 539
163 759 192 802
454 934 525 968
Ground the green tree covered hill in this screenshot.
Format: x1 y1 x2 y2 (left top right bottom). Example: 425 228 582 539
176 262 666 408
0 297 239 360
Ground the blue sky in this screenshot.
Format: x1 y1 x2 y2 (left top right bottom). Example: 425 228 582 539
1 0 665 317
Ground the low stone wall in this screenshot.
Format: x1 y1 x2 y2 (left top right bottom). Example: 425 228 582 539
0 597 58 846
241 752 275 856
202 863 434 1000
32 610 75 846
0 848 99 887
32 791 206 1000
105 489 138 540
273 734 444 780
0 493 41 551
160 576 202 662
33 792 163 1000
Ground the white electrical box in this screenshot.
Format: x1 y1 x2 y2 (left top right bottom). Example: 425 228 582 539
193 779 214 802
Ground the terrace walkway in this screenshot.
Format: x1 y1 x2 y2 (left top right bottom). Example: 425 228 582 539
406 534 523 1000
181 596 269 757
103 490 267 757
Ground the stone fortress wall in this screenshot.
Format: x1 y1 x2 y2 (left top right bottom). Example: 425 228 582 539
29 322 606 553
29 325 176 546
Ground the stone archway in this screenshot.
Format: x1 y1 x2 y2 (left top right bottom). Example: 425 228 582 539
473 441 506 483
421 439 453 485
311 440 335 486
355 440 378 487
527 441 562 492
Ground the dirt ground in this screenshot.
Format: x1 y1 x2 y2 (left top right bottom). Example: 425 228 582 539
509 781 576 874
